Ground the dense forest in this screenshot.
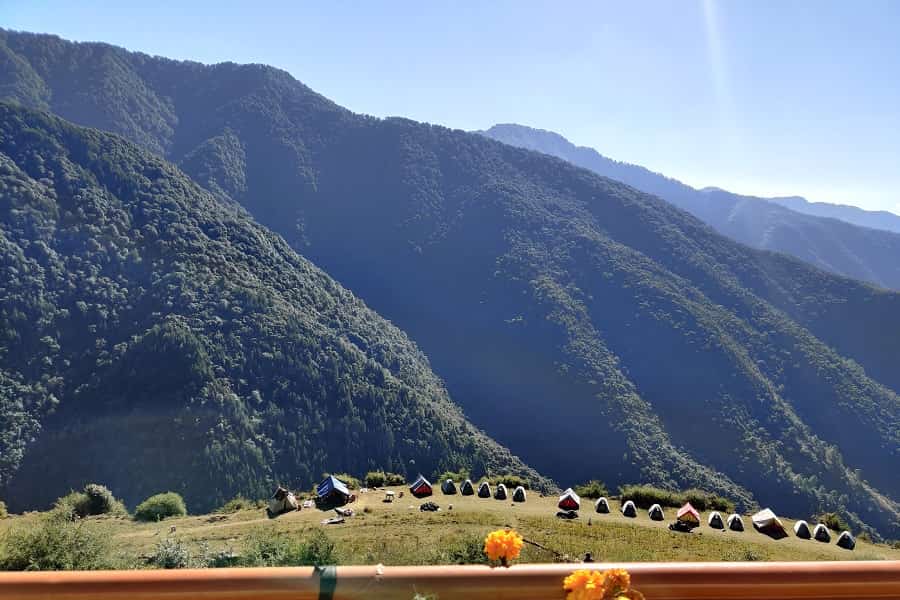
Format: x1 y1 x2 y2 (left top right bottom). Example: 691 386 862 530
1 30 899 537
0 103 544 512
481 124 900 290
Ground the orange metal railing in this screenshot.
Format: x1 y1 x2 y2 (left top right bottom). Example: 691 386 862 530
1 561 899 600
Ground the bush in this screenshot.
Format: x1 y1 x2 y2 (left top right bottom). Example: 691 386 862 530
618 484 681 508
434 469 470 484
0 508 115 570
240 529 337 566
818 512 849 532
364 470 405 487
216 496 254 513
83 484 127 516
151 538 192 569
54 491 91 518
487 474 529 490
573 480 608 499
446 535 489 564
328 473 360 490
134 492 187 522
681 489 735 513
54 485 127 519
618 484 735 512
0 500 7 519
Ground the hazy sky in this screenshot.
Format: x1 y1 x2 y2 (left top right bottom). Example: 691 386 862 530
3 0 899 214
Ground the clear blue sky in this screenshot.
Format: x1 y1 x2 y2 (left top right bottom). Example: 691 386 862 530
3 0 899 214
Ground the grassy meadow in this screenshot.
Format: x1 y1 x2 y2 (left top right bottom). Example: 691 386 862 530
2 486 897 568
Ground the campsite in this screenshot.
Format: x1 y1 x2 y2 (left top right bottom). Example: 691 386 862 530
3 480 897 568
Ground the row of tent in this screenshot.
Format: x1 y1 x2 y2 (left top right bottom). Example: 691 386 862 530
410 476 528 502
556 489 855 549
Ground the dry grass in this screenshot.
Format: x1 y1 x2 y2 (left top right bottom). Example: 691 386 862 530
2 487 897 567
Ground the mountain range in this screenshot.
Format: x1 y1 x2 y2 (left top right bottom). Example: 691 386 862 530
1 30 898 537
480 124 900 291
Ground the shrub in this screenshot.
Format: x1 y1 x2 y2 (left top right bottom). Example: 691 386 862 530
217 496 254 514
384 472 406 486
151 538 191 569
0 500 7 519
82 484 128 516
488 474 529 490
618 484 681 508
134 492 187 522
54 491 91 518
573 480 608 499
0 508 115 570
818 512 849 532
618 484 735 512
240 529 337 566
365 470 404 487
328 473 360 490
681 489 734 513
434 469 470 484
446 534 489 565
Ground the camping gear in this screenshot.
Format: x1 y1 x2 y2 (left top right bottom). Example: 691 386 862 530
556 510 579 519
441 479 457 495
621 500 637 517
558 488 581 511
727 513 745 531
836 531 855 550
595 497 610 514
813 524 831 542
648 503 664 521
669 521 694 533
794 520 811 539
383 491 395 503
494 483 508 500
419 501 440 512
477 481 492 498
751 508 787 538
321 517 345 525
302 499 314 509
410 475 433 498
335 507 354 517
708 511 725 529
317 476 351 505
461 479 475 495
268 486 298 515
512 486 527 502
676 502 700 527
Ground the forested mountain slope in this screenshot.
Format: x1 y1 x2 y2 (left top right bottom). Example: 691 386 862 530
1 30 899 537
481 124 900 290
0 103 543 512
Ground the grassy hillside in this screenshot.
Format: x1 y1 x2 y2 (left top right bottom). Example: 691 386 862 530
1 30 899 538
0 103 545 513
2 486 896 568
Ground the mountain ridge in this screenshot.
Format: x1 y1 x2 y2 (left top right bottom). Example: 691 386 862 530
1 30 899 537
479 123 900 290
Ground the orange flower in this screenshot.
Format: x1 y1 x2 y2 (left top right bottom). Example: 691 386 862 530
564 568 642 600
602 568 631 596
483 529 523 565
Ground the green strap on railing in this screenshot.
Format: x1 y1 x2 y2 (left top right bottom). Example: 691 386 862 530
314 565 337 600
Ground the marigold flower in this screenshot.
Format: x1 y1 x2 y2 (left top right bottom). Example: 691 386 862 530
564 568 640 600
483 528 523 565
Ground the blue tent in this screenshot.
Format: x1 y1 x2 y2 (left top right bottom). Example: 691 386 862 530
317 475 351 501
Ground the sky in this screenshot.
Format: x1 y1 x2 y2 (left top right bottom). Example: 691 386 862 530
3 0 900 214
